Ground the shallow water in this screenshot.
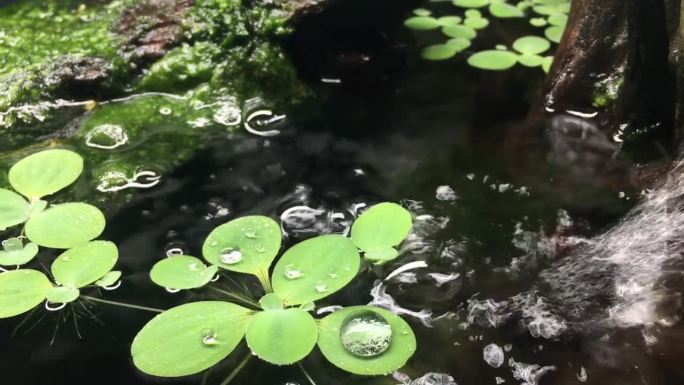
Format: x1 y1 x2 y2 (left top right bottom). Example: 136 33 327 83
2 4 683 385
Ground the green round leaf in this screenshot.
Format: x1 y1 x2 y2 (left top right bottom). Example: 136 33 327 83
548 13 568 26
9 149 83 199
467 50 519 70
436 16 462 26
513 36 551 55
259 293 284 310
446 38 472 51
45 286 80 304
25 203 106 249
533 4 561 16
150 256 218 290
96 270 122 287
489 2 525 18
464 16 489 29
0 189 29 231
442 25 477 39
530 17 548 27
452 0 489 8
0 239 39 266
351 203 412 253
0 269 51 318
412 8 431 16
202 216 281 276
246 308 318 365
541 56 554 73
132 301 252 377
51 241 118 288
518 54 545 67
545 25 564 43
317 306 417 375
421 45 459 61
403 16 441 30
272 235 360 305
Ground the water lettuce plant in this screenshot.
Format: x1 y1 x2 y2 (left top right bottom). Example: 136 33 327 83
133 202 416 381
0 149 120 318
405 0 571 71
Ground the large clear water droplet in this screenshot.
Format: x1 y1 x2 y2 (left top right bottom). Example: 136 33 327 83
283 264 303 279
202 329 218 346
340 311 392 357
219 248 242 264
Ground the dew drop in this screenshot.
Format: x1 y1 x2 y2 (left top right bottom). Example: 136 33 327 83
209 241 218 247
255 245 266 253
283 264 303 279
243 230 258 239
166 287 181 293
202 329 219 346
340 311 392 358
314 281 328 293
328 270 339 279
219 248 242 265
159 106 172 115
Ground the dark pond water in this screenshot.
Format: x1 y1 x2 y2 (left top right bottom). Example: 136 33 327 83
2 3 684 385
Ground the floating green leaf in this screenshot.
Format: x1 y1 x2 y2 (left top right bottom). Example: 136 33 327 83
437 16 463 26
513 36 551 55
25 203 106 249
548 13 568 26
259 293 284 310
542 56 554 73
0 238 39 266
351 203 412 256
51 241 118 288
489 2 525 18
202 216 281 276
404 16 441 30
464 16 489 29
446 38 472 51
413 8 431 16
8 149 84 200
96 270 122 287
132 301 252 377
530 17 548 27
272 235 360 305
452 0 489 8
364 247 399 263
245 308 318 365
545 25 564 43
518 54 545 67
421 45 459 61
442 25 477 40
150 255 218 290
467 50 518 70
0 188 29 231
0 269 52 318
45 286 80 304
317 306 416 375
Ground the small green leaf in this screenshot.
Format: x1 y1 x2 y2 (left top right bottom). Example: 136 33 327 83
464 16 489 29
542 56 554 73
404 16 441 30
272 235 360 305
9 149 83 200
465 9 482 18
0 269 52 318
442 25 477 40
259 293 284 310
245 308 318 365
532 4 561 16
489 2 525 18
51 241 118 288
132 301 252 377
25 203 106 249
548 13 568 26
436 16 462 26
452 0 489 8
545 25 564 43
0 188 29 231
364 247 399 263
467 50 519 70
412 8 431 16
202 216 281 276
421 45 459 61
513 36 551 55
150 255 217 290
96 270 122 287
317 306 416 375
45 286 80 304
446 38 472 51
351 203 412 254
518 54 545 67
0 238 39 266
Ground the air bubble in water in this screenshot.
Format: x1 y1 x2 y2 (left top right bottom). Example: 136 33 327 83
219 248 242 265
283 264 303 279
483 343 505 368
159 107 172 115
85 124 128 150
340 311 392 357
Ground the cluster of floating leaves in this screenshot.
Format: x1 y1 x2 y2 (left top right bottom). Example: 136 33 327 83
404 0 571 71
133 202 417 378
0 149 121 318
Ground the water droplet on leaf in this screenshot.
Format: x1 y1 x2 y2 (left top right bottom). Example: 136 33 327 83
202 329 218 346
219 248 242 265
314 281 328 293
340 311 392 358
283 264 303 279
